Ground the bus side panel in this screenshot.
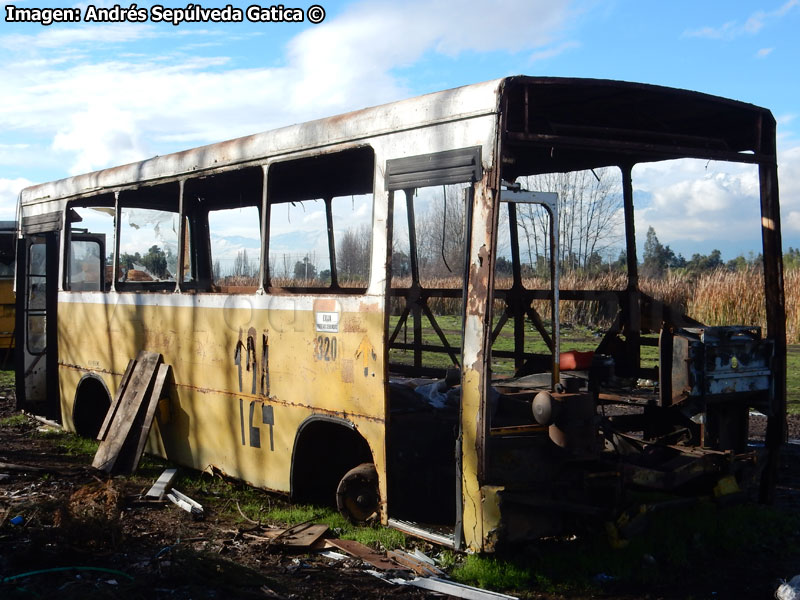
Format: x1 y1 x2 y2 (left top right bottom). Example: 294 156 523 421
0 279 14 351
57 294 387 497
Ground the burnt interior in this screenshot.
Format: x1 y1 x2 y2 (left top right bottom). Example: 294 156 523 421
386 78 783 539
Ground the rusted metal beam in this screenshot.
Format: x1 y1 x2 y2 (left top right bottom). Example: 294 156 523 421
621 165 640 376
759 148 787 504
324 197 338 287
505 202 526 370
506 131 771 165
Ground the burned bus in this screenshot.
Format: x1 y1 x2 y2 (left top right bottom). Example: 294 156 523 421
16 77 785 551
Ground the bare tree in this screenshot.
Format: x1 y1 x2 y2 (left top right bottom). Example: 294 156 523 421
233 249 252 278
337 223 371 283
516 168 623 272
414 184 468 279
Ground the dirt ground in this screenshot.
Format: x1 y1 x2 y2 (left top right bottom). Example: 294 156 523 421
2 384 800 600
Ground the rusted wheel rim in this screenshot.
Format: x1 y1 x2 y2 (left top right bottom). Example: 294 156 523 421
336 462 379 523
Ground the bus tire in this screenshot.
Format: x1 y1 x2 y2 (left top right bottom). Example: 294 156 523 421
336 462 379 523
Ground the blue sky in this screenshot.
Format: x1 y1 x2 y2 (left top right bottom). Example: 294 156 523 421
1 0 799 261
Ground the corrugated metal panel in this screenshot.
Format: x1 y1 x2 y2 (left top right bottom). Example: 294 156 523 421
386 146 482 190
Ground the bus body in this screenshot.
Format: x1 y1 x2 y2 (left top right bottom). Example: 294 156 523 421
16 77 786 551
0 221 15 353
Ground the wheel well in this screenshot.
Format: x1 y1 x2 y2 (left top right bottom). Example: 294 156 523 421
73 375 112 438
291 419 373 507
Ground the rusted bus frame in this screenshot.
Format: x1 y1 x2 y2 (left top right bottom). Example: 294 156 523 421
620 164 641 377
505 132 769 165
490 78 785 541
757 117 786 503
500 83 781 380
17 77 787 553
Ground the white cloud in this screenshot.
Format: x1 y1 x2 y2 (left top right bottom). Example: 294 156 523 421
284 0 575 112
52 103 149 175
0 178 33 220
0 24 159 51
632 142 800 252
683 1 798 40
757 47 774 58
529 41 581 62
634 159 761 243
788 211 800 232
684 21 738 40
0 0 578 177
779 145 800 236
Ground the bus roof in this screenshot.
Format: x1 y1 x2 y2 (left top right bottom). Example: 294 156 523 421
20 76 774 207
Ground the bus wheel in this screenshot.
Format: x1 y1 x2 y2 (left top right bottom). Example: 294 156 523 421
336 463 379 523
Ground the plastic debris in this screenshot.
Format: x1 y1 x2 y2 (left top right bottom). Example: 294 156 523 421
777 575 800 600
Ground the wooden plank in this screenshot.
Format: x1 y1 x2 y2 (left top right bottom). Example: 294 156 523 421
92 351 162 473
117 363 170 474
97 358 136 441
145 467 178 499
326 538 400 571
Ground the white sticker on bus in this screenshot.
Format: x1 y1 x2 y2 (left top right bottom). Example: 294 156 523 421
315 311 339 333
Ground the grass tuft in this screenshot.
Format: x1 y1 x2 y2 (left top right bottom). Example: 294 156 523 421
451 554 531 591
35 428 99 456
170 469 407 551
0 413 28 427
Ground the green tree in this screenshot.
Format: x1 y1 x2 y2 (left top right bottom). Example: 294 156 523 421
642 227 669 277
119 251 142 270
141 245 168 279
686 249 723 274
785 247 800 271
495 256 513 276
641 227 685 277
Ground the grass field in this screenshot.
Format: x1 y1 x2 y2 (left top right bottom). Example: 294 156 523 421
788 345 800 414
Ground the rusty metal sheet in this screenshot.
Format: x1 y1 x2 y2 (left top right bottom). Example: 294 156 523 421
325 538 399 570
274 523 329 548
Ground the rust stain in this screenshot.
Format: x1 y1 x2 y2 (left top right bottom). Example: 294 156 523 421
176 381 385 424
342 315 365 333
357 301 380 313
313 298 338 312
341 358 354 383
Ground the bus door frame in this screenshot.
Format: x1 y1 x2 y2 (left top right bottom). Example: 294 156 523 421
15 216 61 421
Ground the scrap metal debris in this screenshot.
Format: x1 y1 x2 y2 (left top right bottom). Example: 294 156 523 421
391 576 519 600
165 488 203 519
777 575 800 600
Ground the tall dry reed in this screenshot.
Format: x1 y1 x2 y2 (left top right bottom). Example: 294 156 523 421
686 266 799 344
